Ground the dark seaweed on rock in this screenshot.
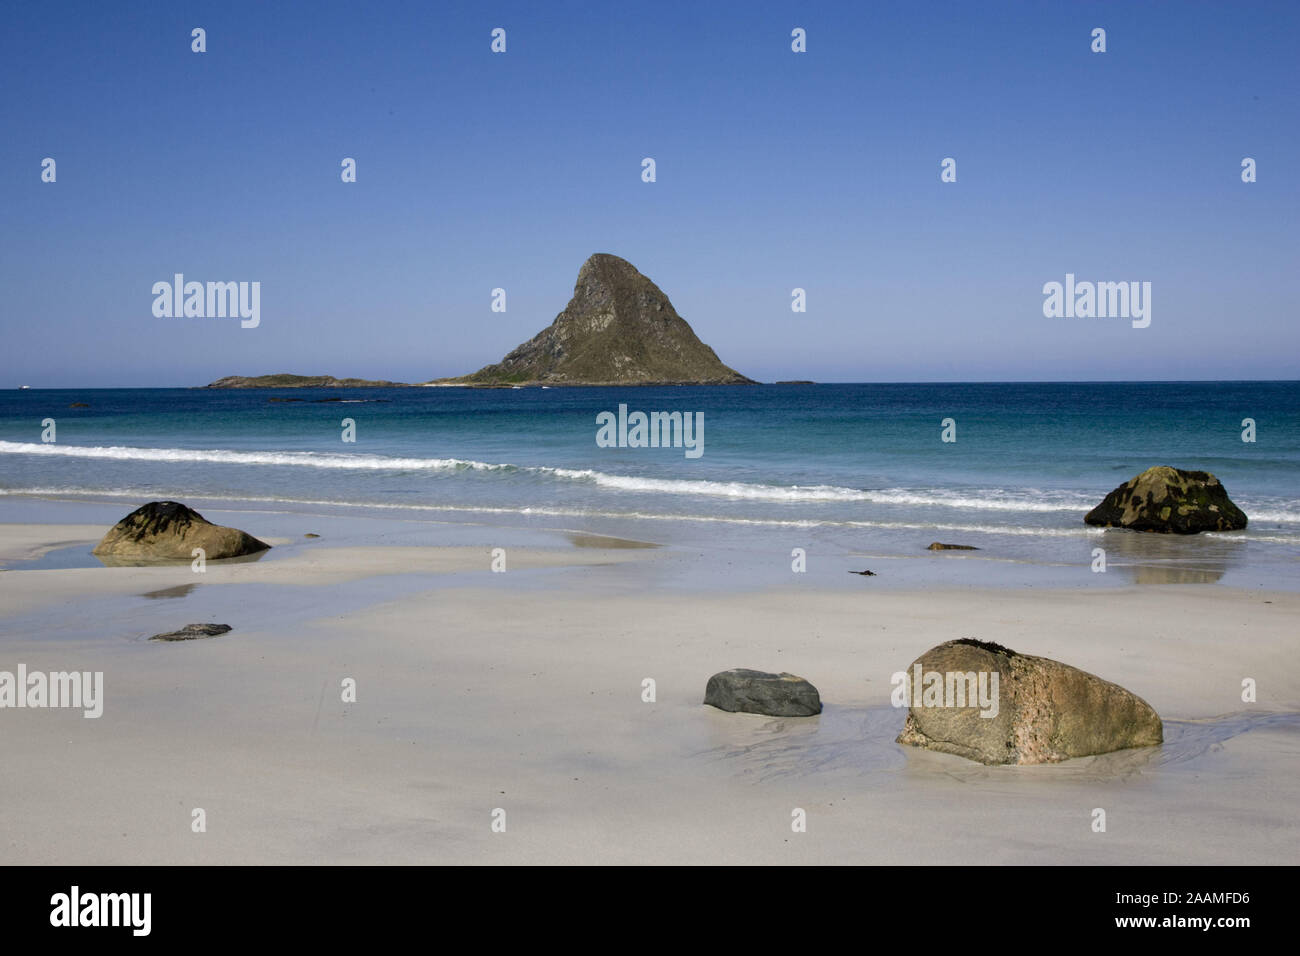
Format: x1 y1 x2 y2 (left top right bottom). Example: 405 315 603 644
115 501 203 542
952 638 1018 657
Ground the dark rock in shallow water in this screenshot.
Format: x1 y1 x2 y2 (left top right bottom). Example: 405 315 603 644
149 623 232 642
93 501 270 561
304 533 320 538
848 569 876 576
704 669 822 717
1084 466 1247 534
895 639 1162 765
927 542 978 551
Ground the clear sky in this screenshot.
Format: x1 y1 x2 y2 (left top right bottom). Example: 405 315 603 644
2 0 1296 387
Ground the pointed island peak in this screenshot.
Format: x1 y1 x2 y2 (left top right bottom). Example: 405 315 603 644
433 253 756 387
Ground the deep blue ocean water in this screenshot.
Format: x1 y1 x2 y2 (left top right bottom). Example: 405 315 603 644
2 382 1297 584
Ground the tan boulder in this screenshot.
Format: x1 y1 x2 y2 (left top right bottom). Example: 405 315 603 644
896 639 1161 765
93 501 269 562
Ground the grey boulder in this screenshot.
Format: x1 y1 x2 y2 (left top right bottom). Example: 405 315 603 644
704 668 822 717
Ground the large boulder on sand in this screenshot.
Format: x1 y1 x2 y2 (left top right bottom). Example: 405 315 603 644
1084 466 1246 534
895 639 1162 765
704 669 822 717
93 501 269 561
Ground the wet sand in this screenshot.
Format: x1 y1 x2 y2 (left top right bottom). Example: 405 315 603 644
0 512 1297 864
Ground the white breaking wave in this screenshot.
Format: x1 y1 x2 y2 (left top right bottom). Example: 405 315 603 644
0 440 1095 513
0 486 1109 536
7 485 1299 540
1238 509 1300 523
544 466 1088 510
0 440 497 473
3 440 1295 520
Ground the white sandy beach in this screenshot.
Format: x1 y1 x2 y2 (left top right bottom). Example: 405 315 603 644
1 515 1297 865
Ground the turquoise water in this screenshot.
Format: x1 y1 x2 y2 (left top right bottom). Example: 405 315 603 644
2 383 1297 585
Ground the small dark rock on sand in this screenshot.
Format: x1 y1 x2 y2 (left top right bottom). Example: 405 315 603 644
149 623 232 642
704 668 822 717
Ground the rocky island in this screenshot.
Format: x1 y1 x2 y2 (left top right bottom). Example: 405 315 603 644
206 374 410 388
205 255 758 389
432 254 755 387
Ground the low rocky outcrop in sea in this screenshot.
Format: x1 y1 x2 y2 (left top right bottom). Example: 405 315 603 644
704 668 822 717
206 374 408 388
93 501 269 561
435 254 756 386
149 623 233 642
927 542 978 550
1084 465 1247 534
895 639 1162 765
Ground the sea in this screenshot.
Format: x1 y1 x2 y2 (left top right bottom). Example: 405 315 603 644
1 382 1297 589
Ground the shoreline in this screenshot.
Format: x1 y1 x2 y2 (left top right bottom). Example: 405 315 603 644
2 490 1293 593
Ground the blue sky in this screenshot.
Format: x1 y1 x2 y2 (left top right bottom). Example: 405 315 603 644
2 0 1297 386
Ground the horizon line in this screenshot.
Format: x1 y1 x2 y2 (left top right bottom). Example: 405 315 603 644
6 378 1300 390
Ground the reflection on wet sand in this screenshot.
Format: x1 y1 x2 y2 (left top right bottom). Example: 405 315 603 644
140 583 200 600
566 532 660 549
94 549 270 568
1097 528 1247 584
697 704 1300 784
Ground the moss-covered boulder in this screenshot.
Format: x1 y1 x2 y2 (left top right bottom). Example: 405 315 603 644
1084 466 1247 534
93 501 269 562
896 639 1162 765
